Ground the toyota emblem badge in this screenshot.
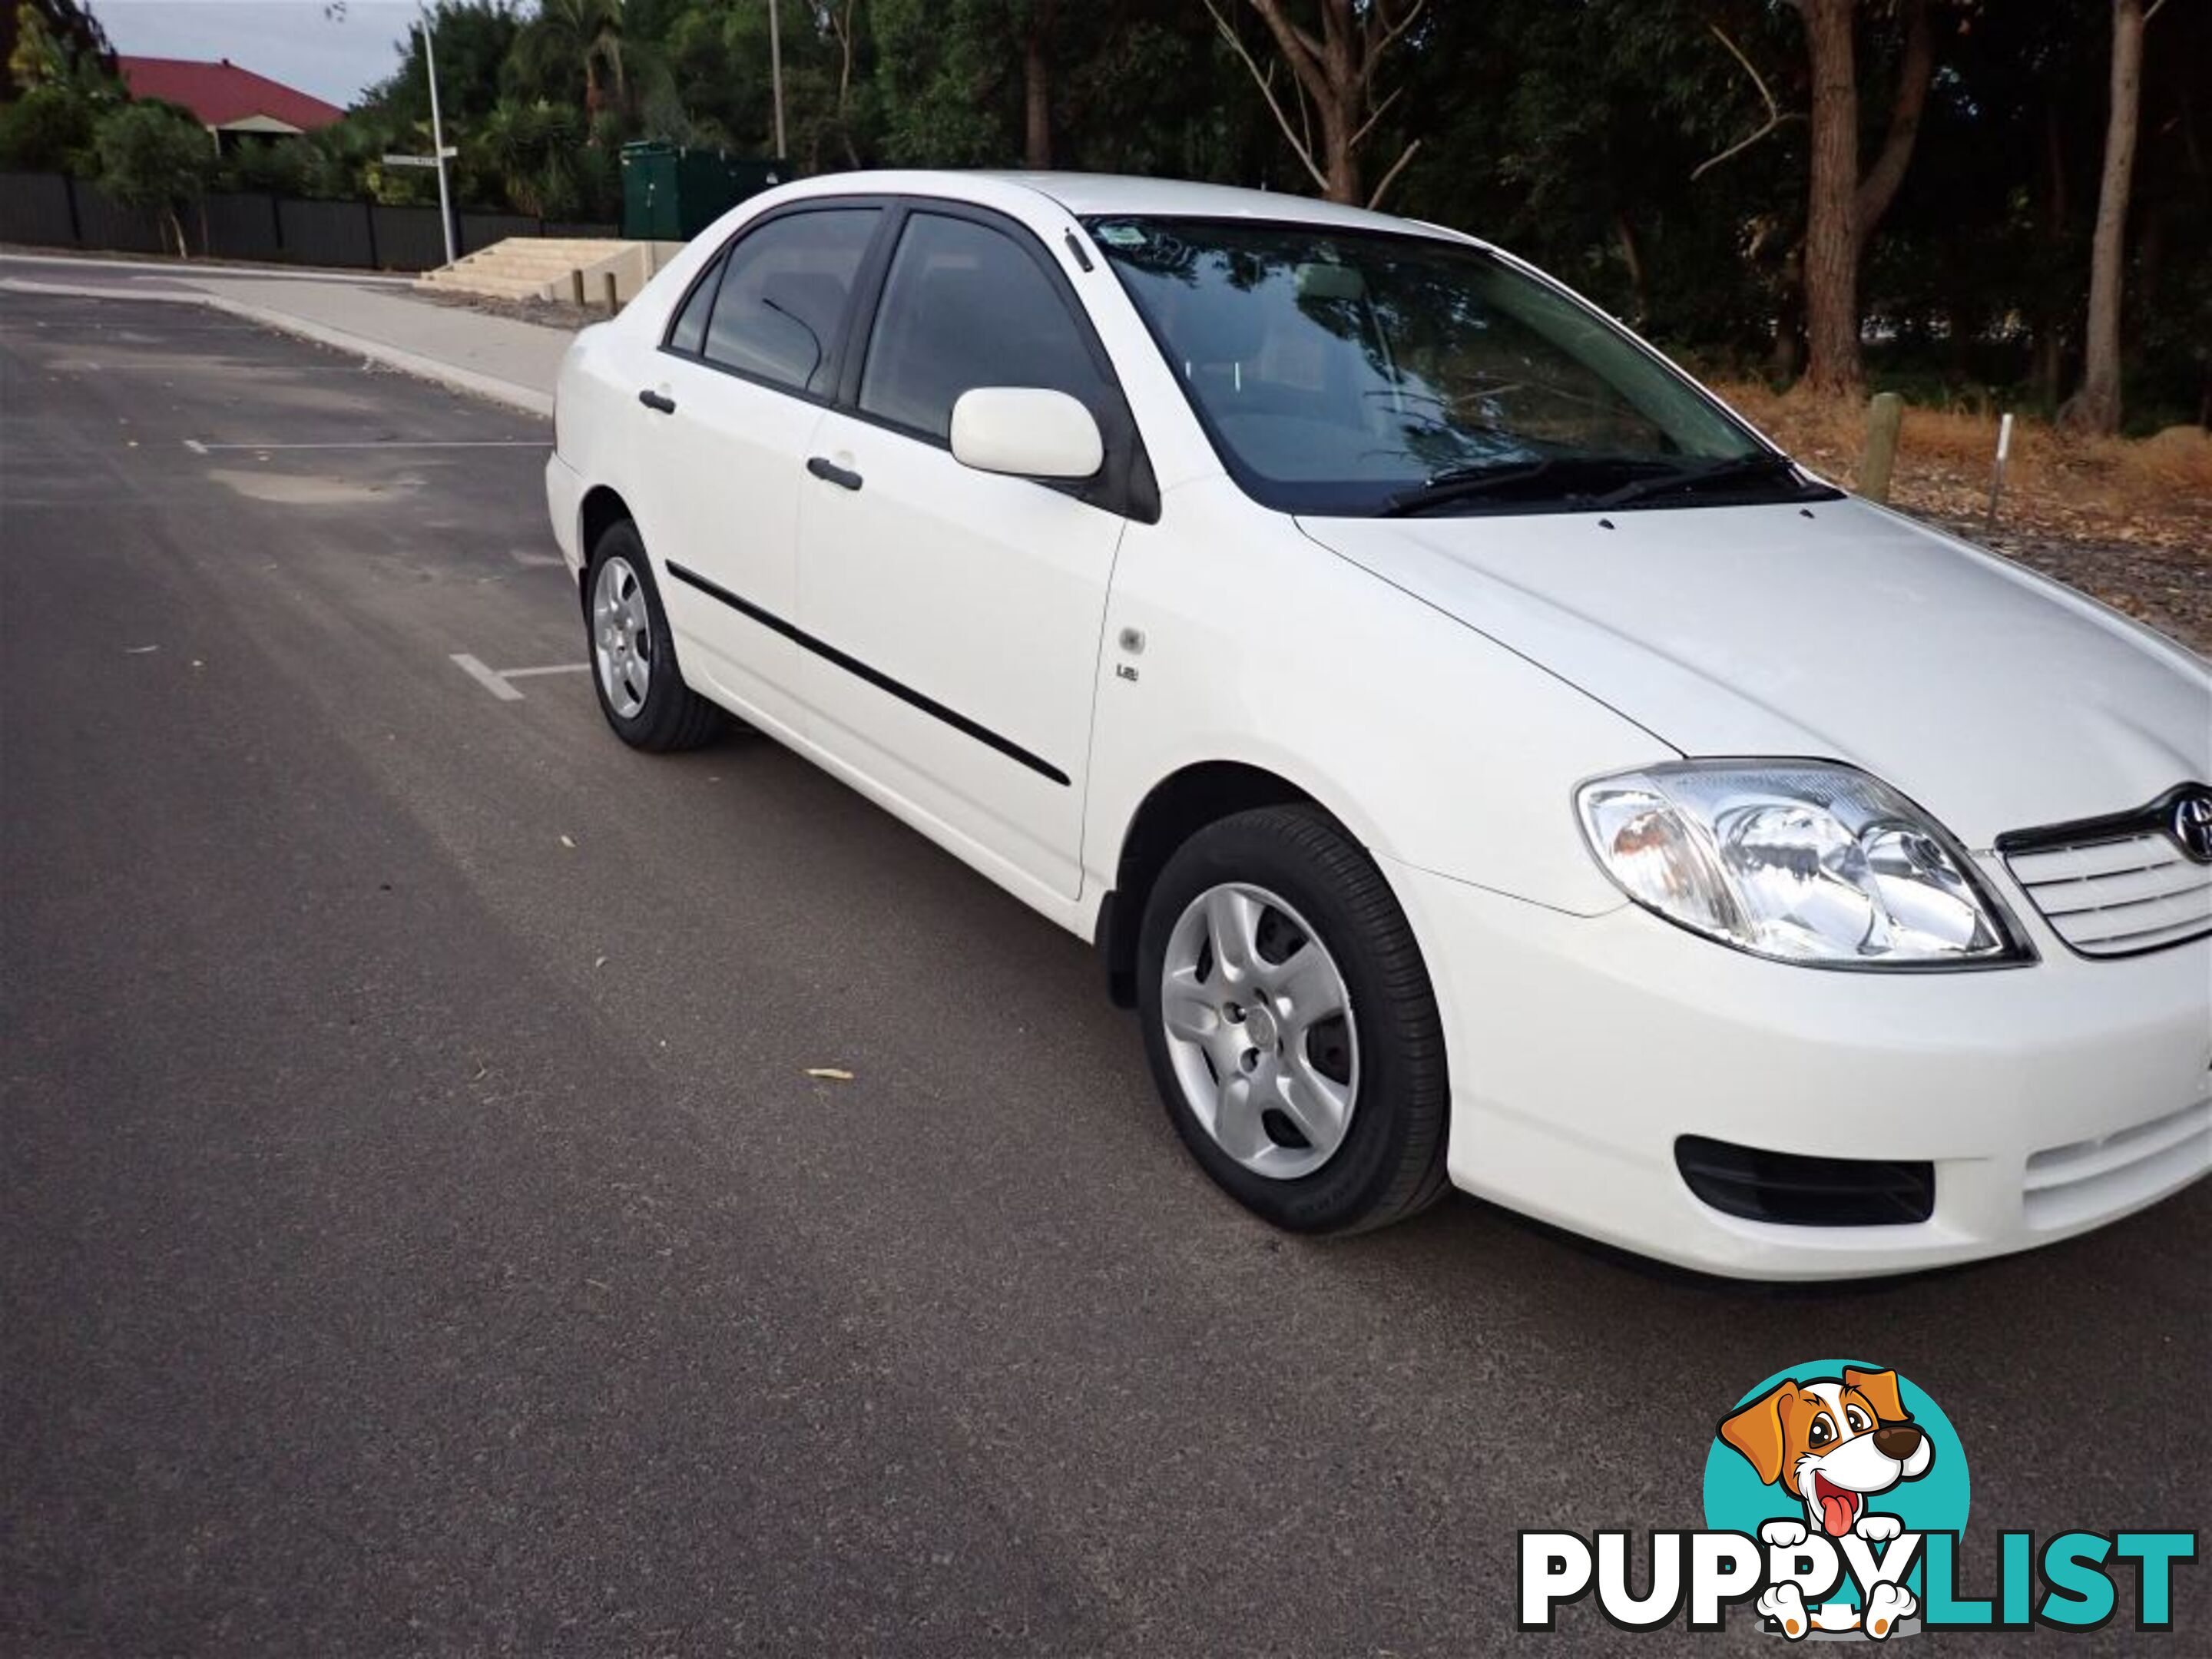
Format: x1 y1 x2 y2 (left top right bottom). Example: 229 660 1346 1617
2173 788 2212 863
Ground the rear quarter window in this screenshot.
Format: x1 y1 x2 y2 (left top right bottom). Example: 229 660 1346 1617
665 250 724 357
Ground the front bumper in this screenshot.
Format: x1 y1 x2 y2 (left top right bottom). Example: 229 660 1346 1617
1384 855 2212 1280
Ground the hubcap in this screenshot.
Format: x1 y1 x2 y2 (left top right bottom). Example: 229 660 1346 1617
1159 882 1359 1181
591 555 652 719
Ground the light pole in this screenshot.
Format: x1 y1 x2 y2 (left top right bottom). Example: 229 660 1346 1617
419 2 455 267
768 0 786 161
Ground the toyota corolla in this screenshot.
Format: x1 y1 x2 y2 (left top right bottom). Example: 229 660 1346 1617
545 172 2212 1279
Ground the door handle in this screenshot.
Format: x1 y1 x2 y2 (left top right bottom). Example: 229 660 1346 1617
637 389 677 414
806 455 863 492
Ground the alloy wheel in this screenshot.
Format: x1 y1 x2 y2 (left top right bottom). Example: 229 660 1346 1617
591 554 652 719
1158 882 1359 1181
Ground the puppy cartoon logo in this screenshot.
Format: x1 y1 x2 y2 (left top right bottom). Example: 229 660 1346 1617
1717 1367 1937 1640
1522 1359 2194 1639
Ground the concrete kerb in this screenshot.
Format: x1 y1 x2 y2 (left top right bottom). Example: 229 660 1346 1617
200 294 553 418
0 249 420 287
0 273 554 419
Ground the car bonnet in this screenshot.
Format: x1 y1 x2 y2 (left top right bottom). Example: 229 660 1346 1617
1296 497 2212 850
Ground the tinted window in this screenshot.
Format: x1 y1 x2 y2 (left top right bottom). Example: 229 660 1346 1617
701 208 879 393
666 250 724 356
859 213 1102 440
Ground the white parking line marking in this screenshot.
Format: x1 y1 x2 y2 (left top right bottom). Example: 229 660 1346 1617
451 656 589 700
451 653 525 702
508 548 565 568
186 439 543 452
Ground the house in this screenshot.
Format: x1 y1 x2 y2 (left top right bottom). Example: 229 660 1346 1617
117 56 345 151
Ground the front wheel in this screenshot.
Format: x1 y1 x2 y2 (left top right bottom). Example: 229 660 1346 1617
585 520 722 752
1136 805 1452 1233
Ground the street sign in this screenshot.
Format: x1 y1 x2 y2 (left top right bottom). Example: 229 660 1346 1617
381 149 456 167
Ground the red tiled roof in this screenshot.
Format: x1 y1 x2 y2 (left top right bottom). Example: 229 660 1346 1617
118 56 346 133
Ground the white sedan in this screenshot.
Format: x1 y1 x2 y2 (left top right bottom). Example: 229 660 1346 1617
546 171 2211 1279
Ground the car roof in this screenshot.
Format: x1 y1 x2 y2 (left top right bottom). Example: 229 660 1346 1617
789 169 1479 244
985 171 1432 229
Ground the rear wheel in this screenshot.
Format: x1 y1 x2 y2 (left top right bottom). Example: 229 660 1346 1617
1136 806 1452 1233
585 520 721 752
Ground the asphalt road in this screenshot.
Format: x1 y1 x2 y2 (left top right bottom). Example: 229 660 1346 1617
2 290 2205 1657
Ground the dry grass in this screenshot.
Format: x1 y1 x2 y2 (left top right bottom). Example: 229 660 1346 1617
1710 380 2212 548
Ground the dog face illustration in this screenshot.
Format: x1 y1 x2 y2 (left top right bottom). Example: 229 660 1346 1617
1719 1366 1934 1538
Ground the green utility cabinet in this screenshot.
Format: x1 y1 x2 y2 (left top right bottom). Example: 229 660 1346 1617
620 144 789 241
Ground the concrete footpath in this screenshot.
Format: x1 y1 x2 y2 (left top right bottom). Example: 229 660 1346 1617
0 251 573 416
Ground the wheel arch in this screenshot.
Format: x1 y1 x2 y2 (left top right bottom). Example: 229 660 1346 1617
1096 760 1349 1008
578 485 635 606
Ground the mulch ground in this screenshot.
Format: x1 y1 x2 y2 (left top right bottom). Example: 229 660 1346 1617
415 286 605 333
1936 519 2211 656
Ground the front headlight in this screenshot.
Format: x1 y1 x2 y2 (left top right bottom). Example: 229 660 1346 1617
1575 760 2031 968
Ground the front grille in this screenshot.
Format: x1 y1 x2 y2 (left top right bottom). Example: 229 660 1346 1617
2003 833 2212 957
2024 1098 2212 1231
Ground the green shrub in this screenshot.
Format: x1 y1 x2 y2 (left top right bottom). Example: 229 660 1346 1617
0 81 98 171
92 99 212 254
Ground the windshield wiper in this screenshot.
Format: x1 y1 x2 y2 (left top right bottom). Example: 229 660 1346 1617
1588 452 1808 509
1382 460 1555 515
1382 455 1674 517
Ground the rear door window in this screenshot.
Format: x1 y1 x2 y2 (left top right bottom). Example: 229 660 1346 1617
698 208 879 396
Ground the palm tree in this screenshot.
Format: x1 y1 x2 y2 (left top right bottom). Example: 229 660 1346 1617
476 97 594 217
515 0 629 123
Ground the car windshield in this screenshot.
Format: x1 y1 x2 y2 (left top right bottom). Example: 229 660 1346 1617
1089 216 1823 518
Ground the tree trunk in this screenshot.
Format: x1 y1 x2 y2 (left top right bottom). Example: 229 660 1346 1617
1770 247 1806 384
1853 0 1932 247
1942 302 1972 379
1612 210 1648 325
1022 5 1055 170
1795 0 1863 398
2066 0 2146 435
1319 101 1359 205
2033 329 2066 409
2034 103 2070 408
833 1 859 169
1316 3 1361 204
2044 102 2071 232
1219 0 1421 207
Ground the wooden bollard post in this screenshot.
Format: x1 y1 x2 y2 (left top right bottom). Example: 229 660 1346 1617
568 268 585 307
1860 391 1904 503
601 270 619 315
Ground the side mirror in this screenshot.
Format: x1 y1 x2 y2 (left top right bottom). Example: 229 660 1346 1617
949 387 1104 481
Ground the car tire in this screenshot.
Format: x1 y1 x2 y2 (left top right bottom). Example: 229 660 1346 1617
584 519 723 753
1136 804 1452 1233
